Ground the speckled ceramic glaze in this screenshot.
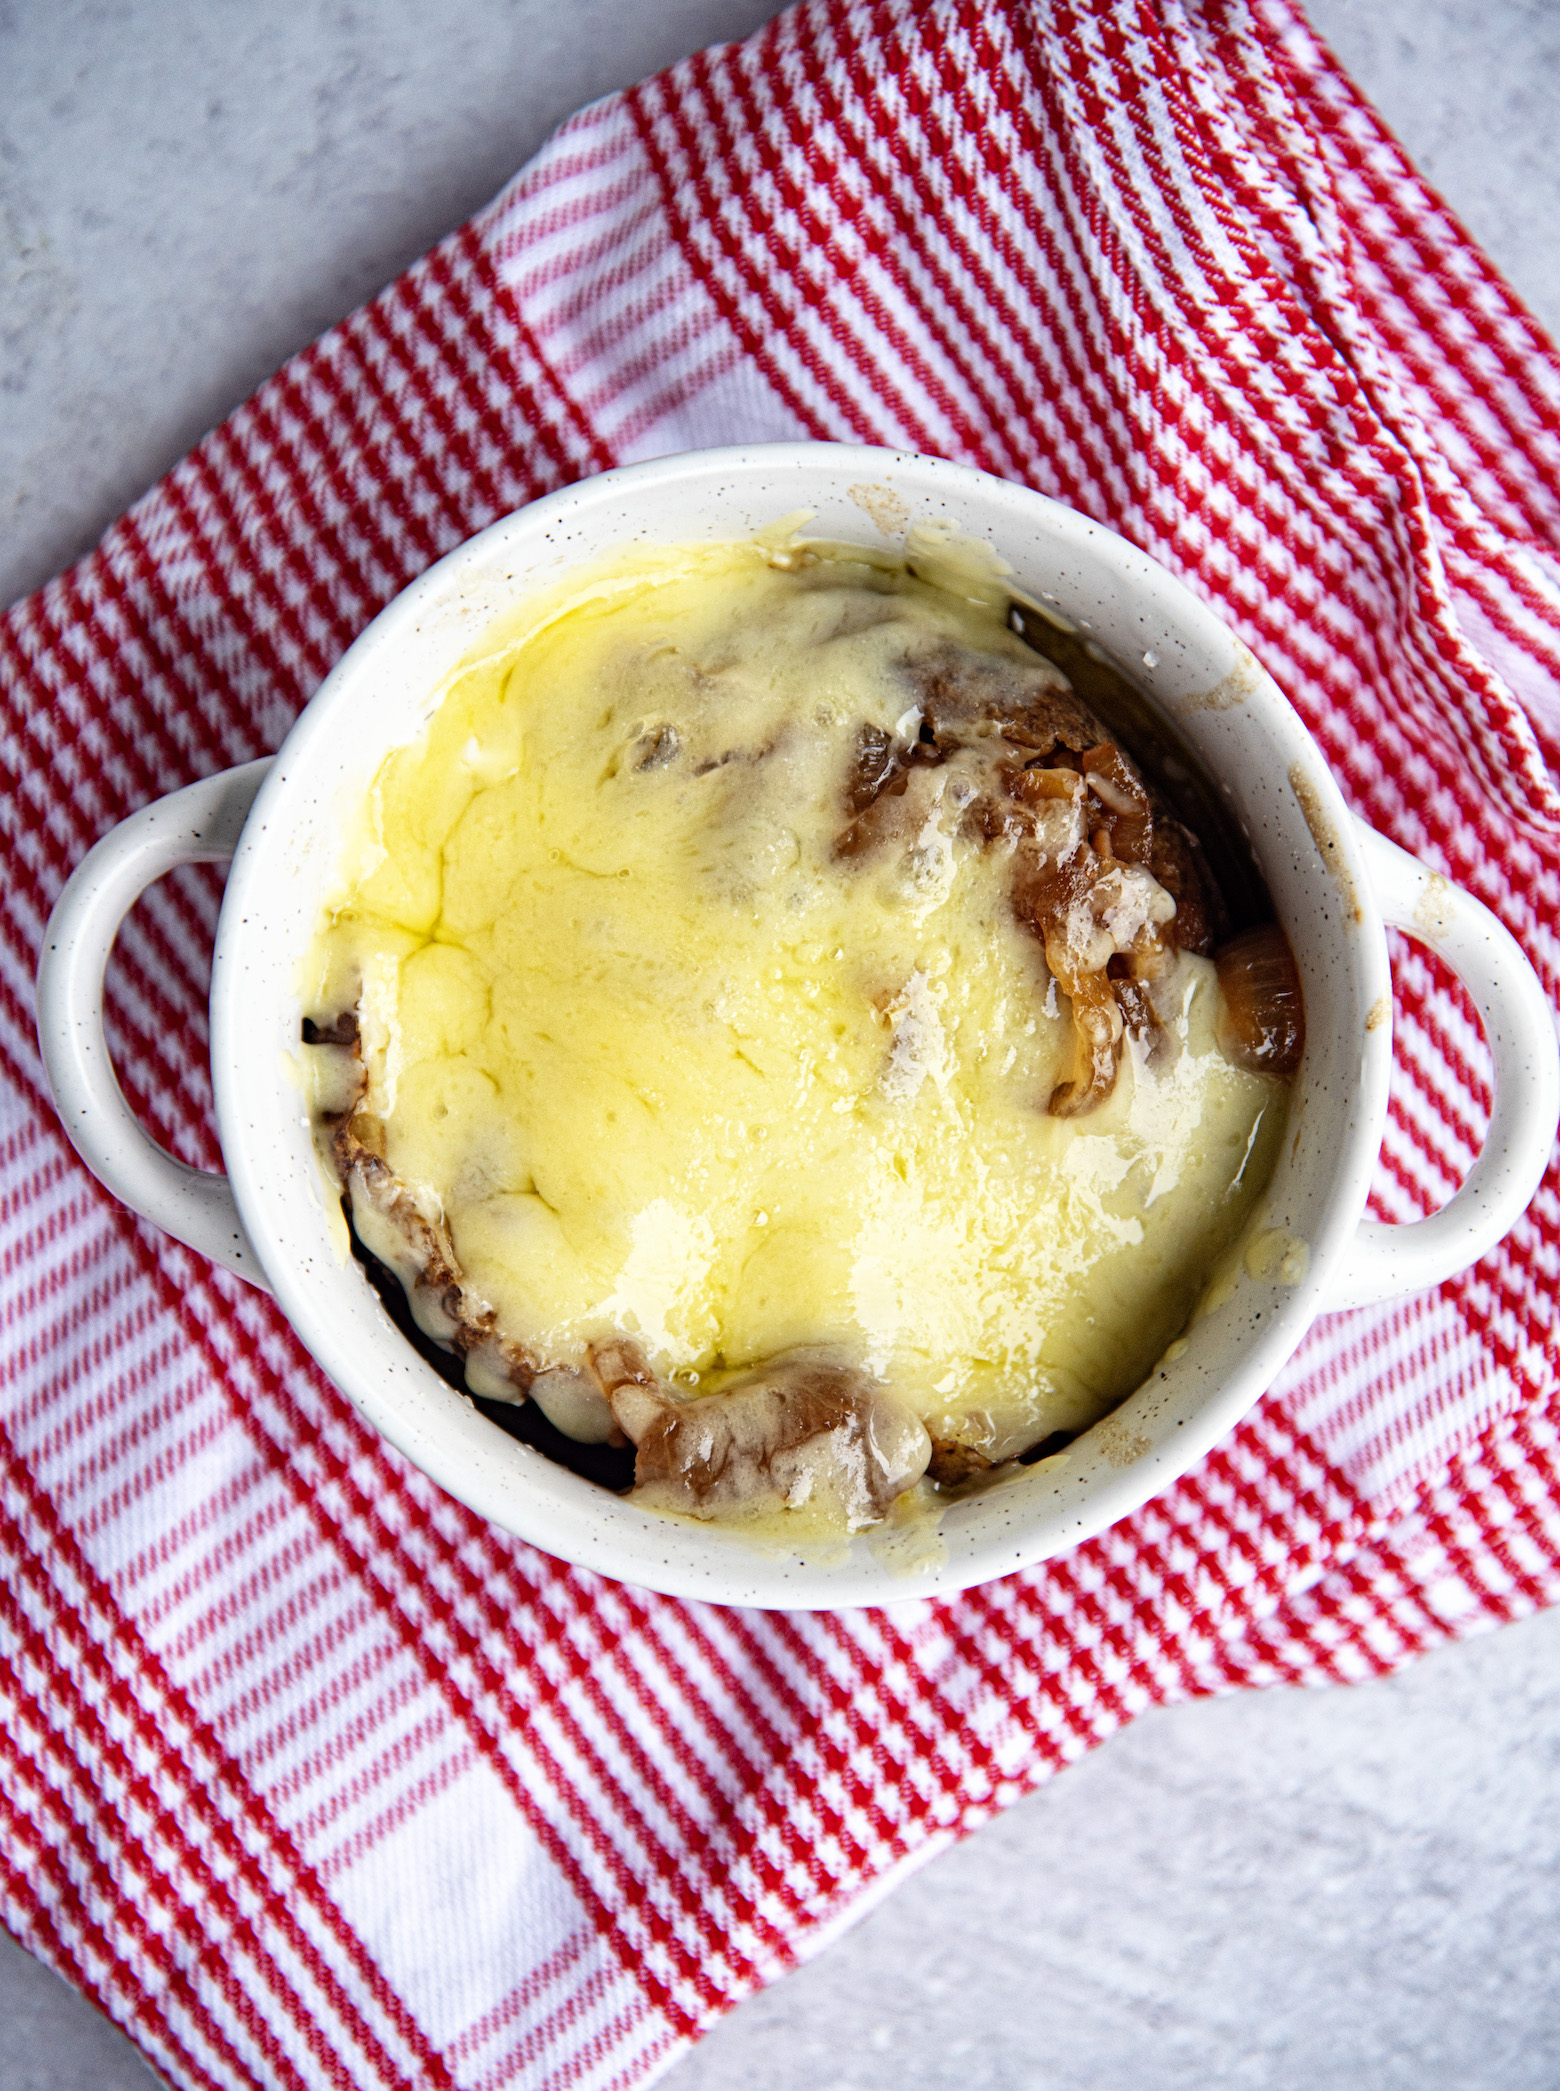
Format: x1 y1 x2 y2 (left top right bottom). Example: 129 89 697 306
37 445 1560 1608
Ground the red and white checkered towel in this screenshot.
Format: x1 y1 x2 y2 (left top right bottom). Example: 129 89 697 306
3 2 1559 2084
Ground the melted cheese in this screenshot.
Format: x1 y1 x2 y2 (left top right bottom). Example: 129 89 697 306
308 541 1285 1462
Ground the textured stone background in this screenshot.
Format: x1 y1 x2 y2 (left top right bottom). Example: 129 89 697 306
3 2 1559 2085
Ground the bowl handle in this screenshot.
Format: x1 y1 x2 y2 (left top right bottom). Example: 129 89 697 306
1328 821 1559 1312
35 760 274 1291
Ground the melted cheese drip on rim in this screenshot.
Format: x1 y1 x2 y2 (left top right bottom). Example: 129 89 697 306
308 541 1286 1462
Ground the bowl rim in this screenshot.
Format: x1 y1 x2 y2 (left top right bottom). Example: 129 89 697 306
211 440 1391 1609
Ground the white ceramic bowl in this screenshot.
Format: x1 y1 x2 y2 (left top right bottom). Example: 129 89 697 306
37 444 1559 1608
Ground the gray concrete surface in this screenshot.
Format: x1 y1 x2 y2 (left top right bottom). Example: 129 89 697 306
0 0 786 611
670 1606 1560 2091
3 1 1559 2086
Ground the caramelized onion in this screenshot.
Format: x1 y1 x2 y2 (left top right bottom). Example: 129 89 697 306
1080 742 1153 864
1049 969 1123 1115
1215 923 1305 1076
927 1437 994 1487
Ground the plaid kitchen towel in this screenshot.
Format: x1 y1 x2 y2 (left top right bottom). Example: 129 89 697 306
3 1 1559 2085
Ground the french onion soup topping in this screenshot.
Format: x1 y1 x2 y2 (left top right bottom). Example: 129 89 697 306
302 536 1301 1540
